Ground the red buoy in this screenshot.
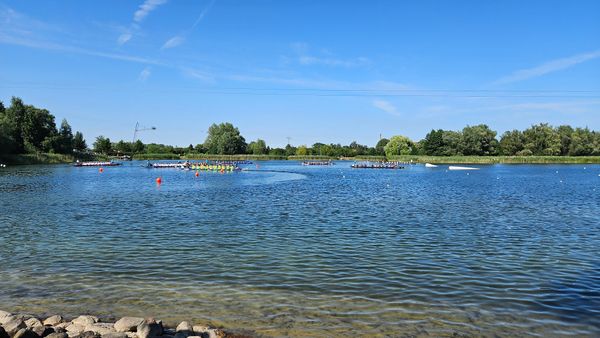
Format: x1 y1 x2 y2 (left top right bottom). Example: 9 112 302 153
195 171 199 177
156 177 162 184
99 167 104 173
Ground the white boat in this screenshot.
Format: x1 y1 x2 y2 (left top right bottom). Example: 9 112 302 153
425 163 438 168
449 166 479 170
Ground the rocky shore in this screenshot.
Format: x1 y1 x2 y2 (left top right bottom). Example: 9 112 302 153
0 311 250 338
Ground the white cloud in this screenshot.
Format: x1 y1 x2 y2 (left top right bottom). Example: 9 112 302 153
161 0 215 50
290 42 370 68
117 32 132 45
161 35 184 49
373 99 400 116
139 67 151 81
494 49 600 85
133 0 168 23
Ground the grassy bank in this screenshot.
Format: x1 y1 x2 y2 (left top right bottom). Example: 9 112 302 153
388 155 600 164
0 153 108 165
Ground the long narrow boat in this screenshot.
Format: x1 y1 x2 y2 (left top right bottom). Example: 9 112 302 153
425 163 438 168
73 161 121 167
302 160 334 166
351 162 404 169
448 166 479 170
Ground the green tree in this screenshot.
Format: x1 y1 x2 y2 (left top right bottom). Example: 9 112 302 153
499 130 525 155
73 131 87 152
296 145 309 156
93 136 112 155
375 138 389 156
248 139 267 154
22 106 57 152
5 97 27 153
460 124 499 156
114 140 132 154
384 135 414 158
133 140 145 153
556 125 574 156
284 144 297 156
55 119 74 154
568 127 594 156
523 123 561 155
203 123 247 154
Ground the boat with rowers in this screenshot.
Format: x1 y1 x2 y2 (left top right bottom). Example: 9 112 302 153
351 161 405 169
144 161 241 172
302 160 334 166
74 161 121 167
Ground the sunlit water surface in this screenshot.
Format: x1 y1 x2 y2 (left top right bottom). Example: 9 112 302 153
1 161 599 337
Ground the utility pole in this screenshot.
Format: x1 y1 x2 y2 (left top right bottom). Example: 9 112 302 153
133 122 157 143
286 136 291 146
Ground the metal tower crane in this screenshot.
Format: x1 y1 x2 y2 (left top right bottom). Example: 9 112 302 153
132 122 156 143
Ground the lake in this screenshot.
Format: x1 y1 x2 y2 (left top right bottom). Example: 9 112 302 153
0 161 599 337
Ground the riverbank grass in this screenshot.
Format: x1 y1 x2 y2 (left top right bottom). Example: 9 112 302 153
388 155 600 164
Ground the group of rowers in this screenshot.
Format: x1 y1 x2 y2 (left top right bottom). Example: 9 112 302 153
146 161 241 172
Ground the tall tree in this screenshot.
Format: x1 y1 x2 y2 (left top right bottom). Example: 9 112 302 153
499 130 525 155
73 131 87 152
384 135 414 158
556 125 574 156
375 138 389 156
248 139 267 154
460 124 499 155
56 119 74 154
568 127 594 156
5 97 27 153
203 123 247 154
523 123 561 155
93 136 112 155
22 106 57 151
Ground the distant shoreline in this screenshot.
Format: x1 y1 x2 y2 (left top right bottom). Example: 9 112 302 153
2 153 600 165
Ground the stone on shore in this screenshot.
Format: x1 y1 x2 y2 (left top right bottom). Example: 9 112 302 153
31 325 53 337
136 320 163 338
75 332 99 338
24 318 43 329
65 323 85 337
45 333 68 338
43 316 64 327
13 328 39 338
100 333 127 338
70 317 97 327
174 322 192 338
114 318 144 333
3 317 26 336
84 323 115 336
0 314 15 326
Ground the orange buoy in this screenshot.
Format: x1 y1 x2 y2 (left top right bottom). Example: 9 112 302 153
99 167 103 173
195 171 199 177
156 177 162 184
220 168 225 173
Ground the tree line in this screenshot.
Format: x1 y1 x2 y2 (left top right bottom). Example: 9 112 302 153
0 97 86 156
3 97 600 158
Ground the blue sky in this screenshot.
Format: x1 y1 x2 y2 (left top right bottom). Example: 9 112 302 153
1 0 599 147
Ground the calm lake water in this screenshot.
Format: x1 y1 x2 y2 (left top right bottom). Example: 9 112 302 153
1 161 599 337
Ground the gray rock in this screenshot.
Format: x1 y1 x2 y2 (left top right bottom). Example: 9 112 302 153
65 324 85 336
13 328 39 338
136 321 162 338
83 324 114 336
203 330 219 338
123 333 136 338
3 317 27 336
113 318 144 333
0 314 15 326
45 333 68 338
76 332 100 338
174 323 191 334
100 333 127 338
0 326 9 338
25 319 43 329
43 316 64 327
71 317 98 327
31 326 53 337
0 310 11 317
53 324 69 331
